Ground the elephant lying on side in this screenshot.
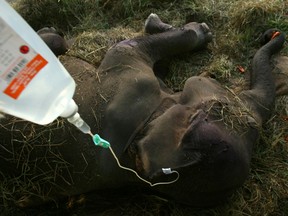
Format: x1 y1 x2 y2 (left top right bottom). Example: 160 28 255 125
0 14 286 208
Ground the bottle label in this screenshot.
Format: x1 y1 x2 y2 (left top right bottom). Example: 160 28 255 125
0 17 48 99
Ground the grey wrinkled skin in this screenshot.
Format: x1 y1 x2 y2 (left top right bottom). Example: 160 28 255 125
0 14 286 207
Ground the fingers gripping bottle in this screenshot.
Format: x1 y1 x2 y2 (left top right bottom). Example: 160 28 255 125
0 0 90 133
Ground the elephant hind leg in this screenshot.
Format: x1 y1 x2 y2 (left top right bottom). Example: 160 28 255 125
99 16 212 75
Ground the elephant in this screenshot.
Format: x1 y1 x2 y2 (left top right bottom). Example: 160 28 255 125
0 13 286 208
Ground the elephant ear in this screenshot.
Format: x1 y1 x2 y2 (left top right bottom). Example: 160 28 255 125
273 55 288 96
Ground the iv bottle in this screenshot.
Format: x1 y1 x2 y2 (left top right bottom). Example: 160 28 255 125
0 0 90 133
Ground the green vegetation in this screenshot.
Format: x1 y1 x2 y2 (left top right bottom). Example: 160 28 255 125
2 0 288 215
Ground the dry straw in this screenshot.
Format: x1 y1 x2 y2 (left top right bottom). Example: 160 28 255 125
1 0 288 215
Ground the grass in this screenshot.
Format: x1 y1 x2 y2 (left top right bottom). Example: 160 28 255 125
1 0 288 215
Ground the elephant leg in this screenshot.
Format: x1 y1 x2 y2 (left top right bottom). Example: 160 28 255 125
143 14 214 81
99 21 212 75
144 13 175 79
134 21 213 65
37 27 68 56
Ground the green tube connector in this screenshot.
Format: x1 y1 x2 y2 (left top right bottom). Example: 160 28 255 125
92 134 110 148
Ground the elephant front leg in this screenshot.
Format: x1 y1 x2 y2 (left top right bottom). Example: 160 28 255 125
99 15 212 75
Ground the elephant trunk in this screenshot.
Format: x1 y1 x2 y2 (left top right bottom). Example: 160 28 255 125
240 32 285 124
251 33 285 92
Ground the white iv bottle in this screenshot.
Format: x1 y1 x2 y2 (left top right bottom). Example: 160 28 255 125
0 0 90 133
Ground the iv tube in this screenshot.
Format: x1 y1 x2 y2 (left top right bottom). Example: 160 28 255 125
91 133 180 186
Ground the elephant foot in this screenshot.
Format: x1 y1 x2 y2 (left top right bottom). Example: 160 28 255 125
144 13 174 34
37 27 68 56
183 22 213 47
